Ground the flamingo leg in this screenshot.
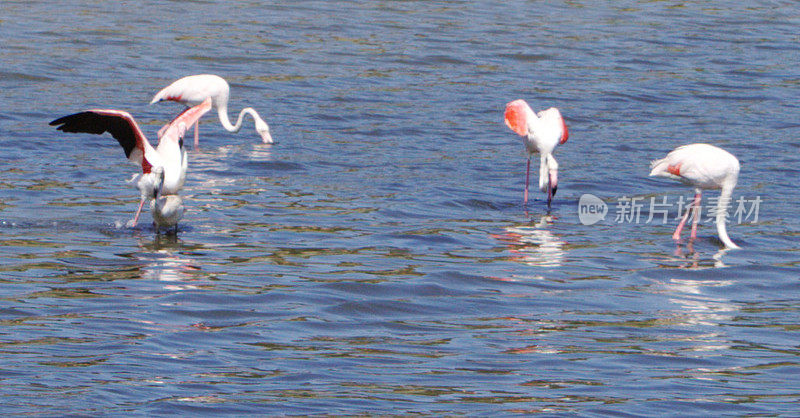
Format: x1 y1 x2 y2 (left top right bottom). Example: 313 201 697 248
129 198 147 228
674 242 683 257
524 156 530 205
546 172 553 209
689 191 702 241
194 121 200 149
672 199 694 241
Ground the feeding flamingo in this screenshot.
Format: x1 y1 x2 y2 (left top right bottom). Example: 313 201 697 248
150 74 273 147
649 143 741 249
151 194 185 232
503 99 568 207
49 98 212 228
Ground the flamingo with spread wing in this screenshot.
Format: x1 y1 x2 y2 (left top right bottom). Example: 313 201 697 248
50 98 212 228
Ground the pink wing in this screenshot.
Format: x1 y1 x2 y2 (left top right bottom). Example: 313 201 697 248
504 99 533 136
559 114 569 144
160 97 213 142
50 109 154 173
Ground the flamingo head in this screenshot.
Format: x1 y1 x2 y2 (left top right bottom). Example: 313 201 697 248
545 153 559 200
255 119 273 144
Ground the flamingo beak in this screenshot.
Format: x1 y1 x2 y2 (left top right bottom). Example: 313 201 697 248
260 130 274 144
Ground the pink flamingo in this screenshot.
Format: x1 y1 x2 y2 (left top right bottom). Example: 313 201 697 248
151 74 273 147
649 143 741 249
50 98 212 228
504 99 568 207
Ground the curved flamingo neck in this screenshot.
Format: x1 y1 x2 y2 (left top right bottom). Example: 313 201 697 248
715 182 739 249
216 101 263 133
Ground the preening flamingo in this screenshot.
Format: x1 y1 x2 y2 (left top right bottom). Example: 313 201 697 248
504 99 568 207
49 98 212 228
649 143 740 249
150 74 273 147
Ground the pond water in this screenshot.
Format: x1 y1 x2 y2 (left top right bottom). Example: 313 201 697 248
1 0 799 415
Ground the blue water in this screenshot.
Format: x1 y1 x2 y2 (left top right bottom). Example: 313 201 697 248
1 1 799 415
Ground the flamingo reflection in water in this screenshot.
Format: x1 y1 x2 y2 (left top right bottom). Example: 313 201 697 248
137 235 203 291
494 215 565 268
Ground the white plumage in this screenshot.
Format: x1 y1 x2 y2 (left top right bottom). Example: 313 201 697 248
504 99 568 206
51 98 211 228
151 74 273 146
650 143 740 249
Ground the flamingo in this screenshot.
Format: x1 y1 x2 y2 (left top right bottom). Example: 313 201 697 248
649 143 740 249
503 99 568 207
150 74 273 147
49 98 212 228
152 194 185 232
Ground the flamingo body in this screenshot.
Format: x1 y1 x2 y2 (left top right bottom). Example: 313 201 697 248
650 143 739 190
152 194 185 231
50 98 211 227
650 143 740 249
151 74 273 145
504 99 568 206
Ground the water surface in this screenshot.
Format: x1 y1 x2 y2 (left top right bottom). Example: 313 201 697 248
1 1 799 415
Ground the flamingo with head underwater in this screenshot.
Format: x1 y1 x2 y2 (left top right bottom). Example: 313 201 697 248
151 193 185 233
150 74 273 147
504 99 568 207
50 98 212 229
649 143 741 249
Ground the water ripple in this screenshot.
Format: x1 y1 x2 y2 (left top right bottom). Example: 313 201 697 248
1 0 799 415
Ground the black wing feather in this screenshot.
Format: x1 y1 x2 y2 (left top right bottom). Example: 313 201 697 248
50 111 138 159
